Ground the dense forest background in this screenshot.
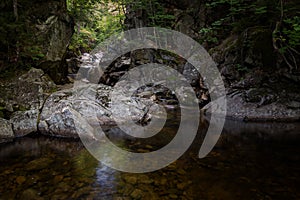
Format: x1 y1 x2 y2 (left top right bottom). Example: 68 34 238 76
0 0 299 83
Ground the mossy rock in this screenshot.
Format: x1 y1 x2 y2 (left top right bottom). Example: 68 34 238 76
0 68 57 114
0 0 74 83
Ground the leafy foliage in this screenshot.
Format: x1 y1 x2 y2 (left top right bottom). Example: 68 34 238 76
0 7 45 70
272 15 300 71
199 0 278 45
280 16 300 50
125 0 175 28
197 0 299 70
66 0 177 55
67 0 125 55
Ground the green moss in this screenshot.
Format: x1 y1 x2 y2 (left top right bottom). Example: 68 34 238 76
16 105 28 112
0 111 4 118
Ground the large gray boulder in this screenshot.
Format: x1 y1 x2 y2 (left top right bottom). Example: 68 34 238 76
0 68 56 111
10 110 39 137
35 9 74 83
38 83 159 138
38 84 112 138
0 68 56 137
0 118 14 143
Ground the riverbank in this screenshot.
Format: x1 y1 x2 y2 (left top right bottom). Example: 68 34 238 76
1 66 300 143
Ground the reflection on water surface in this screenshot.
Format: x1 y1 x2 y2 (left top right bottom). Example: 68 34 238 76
0 112 299 199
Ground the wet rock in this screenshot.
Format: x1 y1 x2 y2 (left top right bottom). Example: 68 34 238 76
157 178 168 186
26 158 54 171
16 176 26 184
53 175 64 184
10 110 38 137
204 93 300 122
123 176 137 185
245 88 264 102
138 175 153 184
231 69 267 89
57 182 72 192
130 189 143 199
286 101 300 109
169 194 178 199
26 175 40 187
20 189 43 200
131 49 155 65
220 64 241 81
71 186 91 199
0 118 14 143
122 184 135 196
245 88 277 106
177 182 188 190
177 169 186 175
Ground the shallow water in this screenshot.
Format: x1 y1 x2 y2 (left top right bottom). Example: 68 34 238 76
0 112 300 200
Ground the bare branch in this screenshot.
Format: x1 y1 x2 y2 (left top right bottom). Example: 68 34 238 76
13 0 18 21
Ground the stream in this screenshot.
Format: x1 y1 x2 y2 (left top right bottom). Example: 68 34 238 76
0 111 299 199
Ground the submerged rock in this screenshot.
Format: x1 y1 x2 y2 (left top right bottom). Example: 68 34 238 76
26 157 54 171
20 189 43 200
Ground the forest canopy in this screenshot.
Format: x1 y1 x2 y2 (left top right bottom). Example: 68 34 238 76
0 0 299 75
66 0 299 71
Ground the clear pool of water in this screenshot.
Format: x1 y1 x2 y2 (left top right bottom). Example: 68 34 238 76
0 112 299 199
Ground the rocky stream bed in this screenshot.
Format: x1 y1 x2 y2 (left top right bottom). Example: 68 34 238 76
0 51 299 199
0 112 299 199
1 50 300 142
